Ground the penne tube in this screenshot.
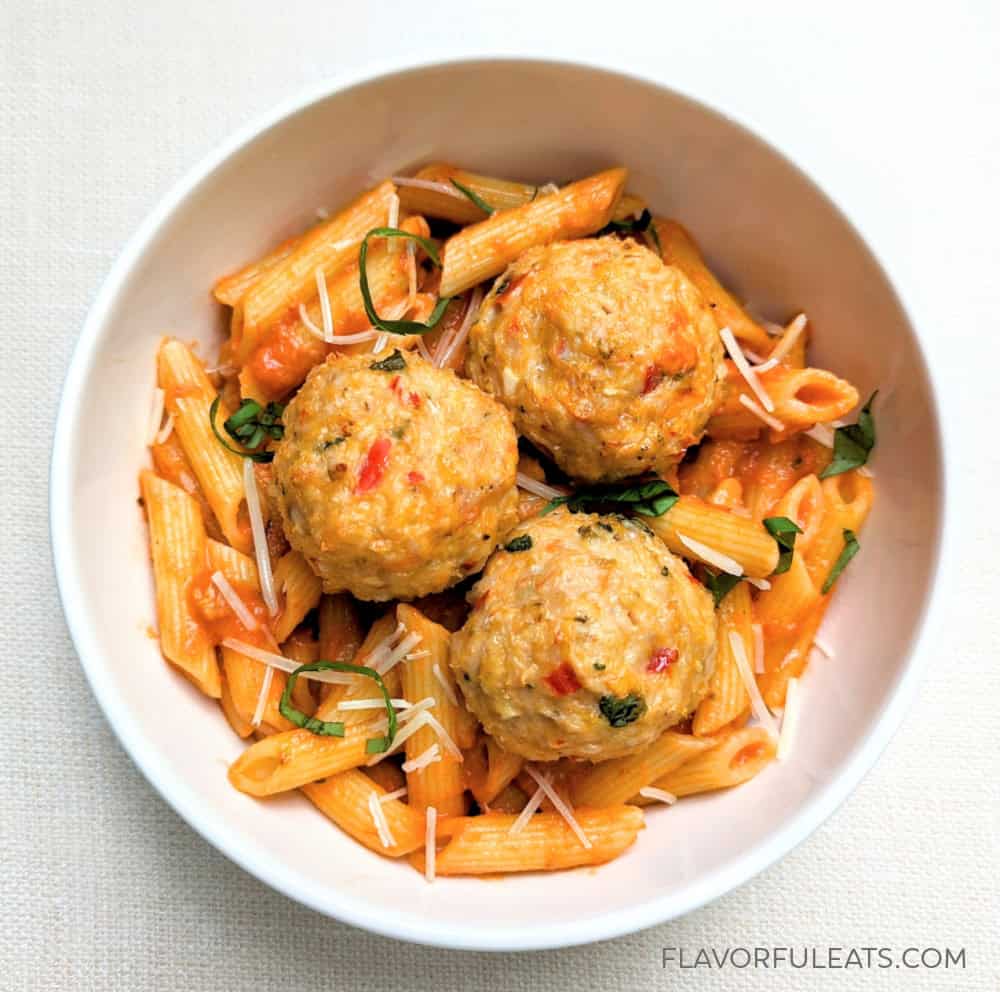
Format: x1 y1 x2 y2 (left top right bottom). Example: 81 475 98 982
150 430 224 542
213 233 302 307
771 474 825 554
465 736 523 808
439 167 627 297
571 731 714 807
644 726 777 798
221 643 294 737
757 601 828 708
303 768 426 857
756 551 822 638
707 362 860 441
804 472 874 590
228 720 381 797
648 495 779 578
424 807 644 875
236 180 396 361
271 550 322 644
398 162 645 226
206 538 258 586
157 339 250 552
654 219 773 352
240 215 428 401
693 582 753 736
396 605 466 816
140 471 220 697
219 664 255 739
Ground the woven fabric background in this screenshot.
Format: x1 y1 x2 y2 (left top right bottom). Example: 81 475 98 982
2 2 997 989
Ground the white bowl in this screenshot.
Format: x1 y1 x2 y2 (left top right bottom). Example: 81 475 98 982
51 57 946 951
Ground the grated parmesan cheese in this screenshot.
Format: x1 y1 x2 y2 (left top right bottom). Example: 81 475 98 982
777 677 802 761
804 424 835 448
155 413 174 445
146 387 165 446
729 631 779 738
721 326 775 412
376 631 424 675
434 286 482 369
315 268 334 342
515 472 567 502
638 786 677 805
739 394 786 432
746 577 772 591
368 791 396 849
420 710 463 760
756 313 807 373
243 459 278 616
524 766 591 849
676 533 744 576
210 571 258 631
425 806 438 882
402 742 441 774
432 662 458 706
812 636 834 659
509 785 545 835
379 787 408 803
391 175 464 199
251 664 274 728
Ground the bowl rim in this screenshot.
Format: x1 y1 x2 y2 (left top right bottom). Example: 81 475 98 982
49 53 952 952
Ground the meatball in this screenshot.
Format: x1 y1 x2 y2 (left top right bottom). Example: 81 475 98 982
465 237 725 482
272 347 519 601
450 509 717 761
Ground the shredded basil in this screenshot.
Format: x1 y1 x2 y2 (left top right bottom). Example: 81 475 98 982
449 179 495 215
542 478 679 519
209 395 282 463
820 392 877 478
369 349 407 372
359 227 451 335
504 535 533 553
701 570 742 607
763 515 804 575
821 529 860 594
279 660 397 753
598 693 646 728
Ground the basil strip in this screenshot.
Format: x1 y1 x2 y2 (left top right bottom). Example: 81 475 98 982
209 395 275 463
598 207 662 255
821 529 860 594
763 515 804 575
820 392 877 478
359 227 452 336
598 693 647 728
503 535 533 552
279 661 397 753
702 570 742 607
449 179 495 215
541 478 679 518
369 349 407 372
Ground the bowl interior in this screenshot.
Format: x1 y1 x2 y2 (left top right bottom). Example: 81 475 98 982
52 60 943 950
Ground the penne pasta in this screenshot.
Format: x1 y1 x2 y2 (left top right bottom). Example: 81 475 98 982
396 605 466 816
140 471 220 697
236 180 396 361
570 732 714 807
150 430 224 542
398 162 645 226
439 167 627 297
465 736 524 808
213 233 301 307
648 495 779 578
643 726 777 798
303 768 426 856
707 362 860 441
693 582 753 736
157 339 250 552
423 807 644 875
271 550 322 644
239 215 428 401
654 219 773 352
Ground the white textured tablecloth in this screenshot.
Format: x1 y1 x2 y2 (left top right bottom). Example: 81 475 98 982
2 1 997 988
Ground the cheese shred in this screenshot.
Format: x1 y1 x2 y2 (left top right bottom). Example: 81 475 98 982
729 630 779 738
243 459 278 616
425 806 438 882
721 326 775 412
524 766 592 849
676 533 744 576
